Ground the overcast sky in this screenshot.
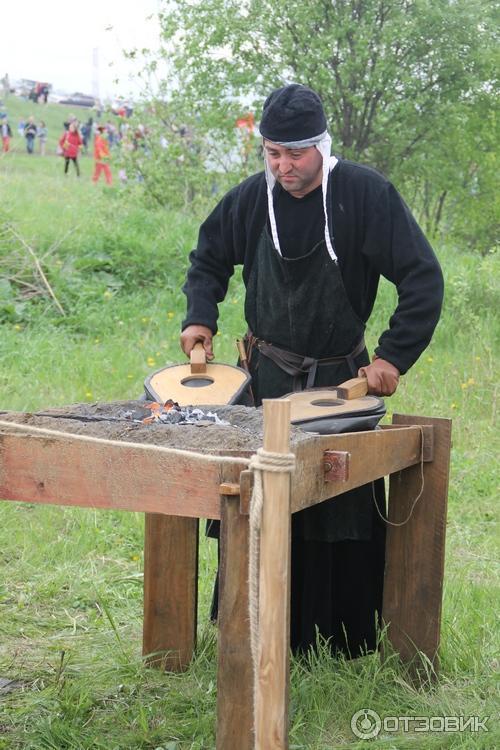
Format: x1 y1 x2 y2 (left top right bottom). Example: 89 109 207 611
2 0 161 100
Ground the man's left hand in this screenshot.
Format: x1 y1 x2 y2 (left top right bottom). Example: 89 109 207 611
358 357 400 396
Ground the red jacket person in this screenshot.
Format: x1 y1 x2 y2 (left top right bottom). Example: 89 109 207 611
59 122 82 176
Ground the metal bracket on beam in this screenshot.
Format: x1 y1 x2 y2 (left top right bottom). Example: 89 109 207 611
323 451 350 482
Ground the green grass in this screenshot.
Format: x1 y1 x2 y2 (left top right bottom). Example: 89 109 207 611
0 100 499 749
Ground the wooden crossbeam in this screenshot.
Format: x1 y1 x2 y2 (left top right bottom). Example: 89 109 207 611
0 420 433 520
0 422 246 519
290 424 432 513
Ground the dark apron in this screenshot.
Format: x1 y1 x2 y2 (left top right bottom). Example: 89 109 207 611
245 226 374 543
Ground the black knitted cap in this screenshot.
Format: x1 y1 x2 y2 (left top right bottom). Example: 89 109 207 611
260 84 327 143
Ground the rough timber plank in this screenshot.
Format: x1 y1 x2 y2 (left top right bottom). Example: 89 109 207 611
382 413 452 672
255 400 292 750
216 493 254 750
0 424 247 519
291 425 430 513
143 514 198 670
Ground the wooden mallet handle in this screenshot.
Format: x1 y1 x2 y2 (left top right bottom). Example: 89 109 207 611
190 342 207 373
335 376 368 400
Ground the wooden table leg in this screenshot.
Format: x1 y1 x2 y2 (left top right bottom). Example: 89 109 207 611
254 399 292 750
382 414 452 674
143 513 198 671
216 494 253 750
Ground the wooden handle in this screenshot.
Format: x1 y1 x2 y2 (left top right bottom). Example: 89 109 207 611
236 339 249 369
335 376 368 400
190 342 207 373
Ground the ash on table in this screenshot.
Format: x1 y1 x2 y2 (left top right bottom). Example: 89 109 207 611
0 401 310 453
123 400 229 426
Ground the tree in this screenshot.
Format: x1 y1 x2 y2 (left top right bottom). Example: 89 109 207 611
129 0 498 249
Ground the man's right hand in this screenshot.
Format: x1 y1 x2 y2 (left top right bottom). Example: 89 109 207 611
180 325 214 360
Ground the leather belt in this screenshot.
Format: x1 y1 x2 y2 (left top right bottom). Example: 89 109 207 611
244 333 366 391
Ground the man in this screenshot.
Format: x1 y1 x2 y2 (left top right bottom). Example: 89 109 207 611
180 84 443 657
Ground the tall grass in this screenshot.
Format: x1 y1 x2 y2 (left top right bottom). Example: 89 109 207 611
0 98 498 749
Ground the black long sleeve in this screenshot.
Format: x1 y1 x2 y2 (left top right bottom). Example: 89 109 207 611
182 161 443 374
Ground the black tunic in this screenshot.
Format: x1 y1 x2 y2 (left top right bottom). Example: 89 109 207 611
182 159 444 375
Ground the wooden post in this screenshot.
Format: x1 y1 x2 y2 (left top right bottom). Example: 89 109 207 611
382 414 452 675
143 513 198 670
255 399 292 750
216 492 254 750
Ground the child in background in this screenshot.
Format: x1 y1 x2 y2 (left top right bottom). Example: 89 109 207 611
24 117 37 154
92 125 112 185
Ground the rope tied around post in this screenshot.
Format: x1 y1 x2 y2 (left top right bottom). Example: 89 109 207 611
247 447 296 708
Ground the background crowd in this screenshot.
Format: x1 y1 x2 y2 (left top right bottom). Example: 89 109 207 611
0 107 152 186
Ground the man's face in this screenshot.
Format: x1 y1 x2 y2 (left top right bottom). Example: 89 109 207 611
264 140 323 198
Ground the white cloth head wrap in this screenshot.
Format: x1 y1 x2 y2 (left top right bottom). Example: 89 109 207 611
264 130 338 262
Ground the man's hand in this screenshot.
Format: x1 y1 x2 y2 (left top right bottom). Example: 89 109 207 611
358 357 400 397
180 325 214 360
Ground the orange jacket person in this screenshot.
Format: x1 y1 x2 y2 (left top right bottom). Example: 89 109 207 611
92 126 112 185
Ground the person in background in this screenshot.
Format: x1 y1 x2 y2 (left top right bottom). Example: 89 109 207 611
37 120 48 156
1 116 12 152
24 116 37 154
81 117 94 154
92 125 112 185
63 113 77 131
180 83 444 659
59 121 82 176
106 121 117 148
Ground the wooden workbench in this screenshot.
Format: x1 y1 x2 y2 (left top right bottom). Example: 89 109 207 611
0 402 451 750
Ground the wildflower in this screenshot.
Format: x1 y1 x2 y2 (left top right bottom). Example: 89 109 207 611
450 403 457 410
141 316 149 323
467 377 475 386
460 383 468 390
94 338 100 344
147 357 156 367
103 290 113 299
427 356 434 363
167 311 174 319
131 554 140 562
85 390 93 399
475 356 481 362
127 374 133 379
14 324 22 331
